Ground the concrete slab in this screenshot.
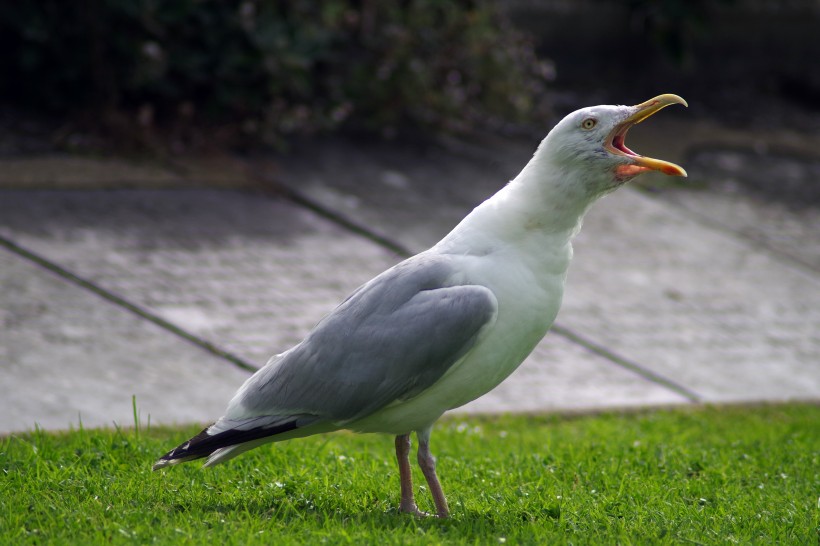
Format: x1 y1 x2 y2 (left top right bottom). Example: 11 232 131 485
660 148 820 273
0 247 250 432
567 189 820 402
0 190 401 367
454 333 689 415
268 139 521 252
3 131 816 434
273 138 820 404
0 188 687 433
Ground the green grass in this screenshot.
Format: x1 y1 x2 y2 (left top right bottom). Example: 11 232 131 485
1 404 818 545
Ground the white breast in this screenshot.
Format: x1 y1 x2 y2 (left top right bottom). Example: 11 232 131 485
350 240 571 435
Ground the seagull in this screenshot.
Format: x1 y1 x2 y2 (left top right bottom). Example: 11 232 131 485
153 94 688 518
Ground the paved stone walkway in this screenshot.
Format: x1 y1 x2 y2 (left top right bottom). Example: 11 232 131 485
1 129 818 433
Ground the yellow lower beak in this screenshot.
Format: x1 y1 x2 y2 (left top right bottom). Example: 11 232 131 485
607 94 688 178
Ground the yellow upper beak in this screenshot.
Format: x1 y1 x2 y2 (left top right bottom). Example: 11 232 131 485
606 94 688 178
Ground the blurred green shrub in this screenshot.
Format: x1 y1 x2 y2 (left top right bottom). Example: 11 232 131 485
0 0 550 145
626 0 735 66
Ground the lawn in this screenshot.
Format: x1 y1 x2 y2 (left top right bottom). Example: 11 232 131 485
1 403 817 545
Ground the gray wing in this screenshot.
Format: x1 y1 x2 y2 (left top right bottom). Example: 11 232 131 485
234 253 498 422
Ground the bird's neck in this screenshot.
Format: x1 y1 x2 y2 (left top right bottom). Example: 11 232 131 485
436 151 595 257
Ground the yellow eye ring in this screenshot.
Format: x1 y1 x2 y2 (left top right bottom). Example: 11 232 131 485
581 118 597 130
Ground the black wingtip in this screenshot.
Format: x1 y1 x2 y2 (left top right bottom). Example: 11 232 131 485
152 419 303 470
152 424 213 470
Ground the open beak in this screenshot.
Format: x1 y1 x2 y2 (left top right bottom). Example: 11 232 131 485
606 94 688 178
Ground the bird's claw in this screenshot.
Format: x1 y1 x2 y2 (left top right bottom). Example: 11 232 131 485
399 502 427 517
399 504 447 518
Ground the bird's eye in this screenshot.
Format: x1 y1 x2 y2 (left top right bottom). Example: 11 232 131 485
581 118 597 130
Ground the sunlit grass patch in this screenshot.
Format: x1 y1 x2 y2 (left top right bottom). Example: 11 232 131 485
2 404 818 545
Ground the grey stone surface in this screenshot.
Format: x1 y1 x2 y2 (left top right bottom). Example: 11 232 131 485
0 248 250 432
661 148 820 272
455 333 689 415
0 187 688 434
270 138 523 252
274 138 820 405
567 189 820 402
2 128 818 433
0 190 401 367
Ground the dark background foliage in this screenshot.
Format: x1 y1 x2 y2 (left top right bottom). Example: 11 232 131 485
0 0 551 147
2 0 817 151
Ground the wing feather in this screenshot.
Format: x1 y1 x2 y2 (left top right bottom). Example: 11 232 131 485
233 253 497 423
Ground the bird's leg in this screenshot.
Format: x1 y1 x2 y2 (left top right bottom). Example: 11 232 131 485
395 434 426 516
416 426 450 518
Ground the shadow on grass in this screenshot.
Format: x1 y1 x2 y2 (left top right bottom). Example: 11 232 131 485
182 488 563 539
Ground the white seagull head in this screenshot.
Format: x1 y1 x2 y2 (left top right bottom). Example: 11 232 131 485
537 93 688 199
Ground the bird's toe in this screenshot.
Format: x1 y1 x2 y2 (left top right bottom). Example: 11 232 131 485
399 503 431 518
